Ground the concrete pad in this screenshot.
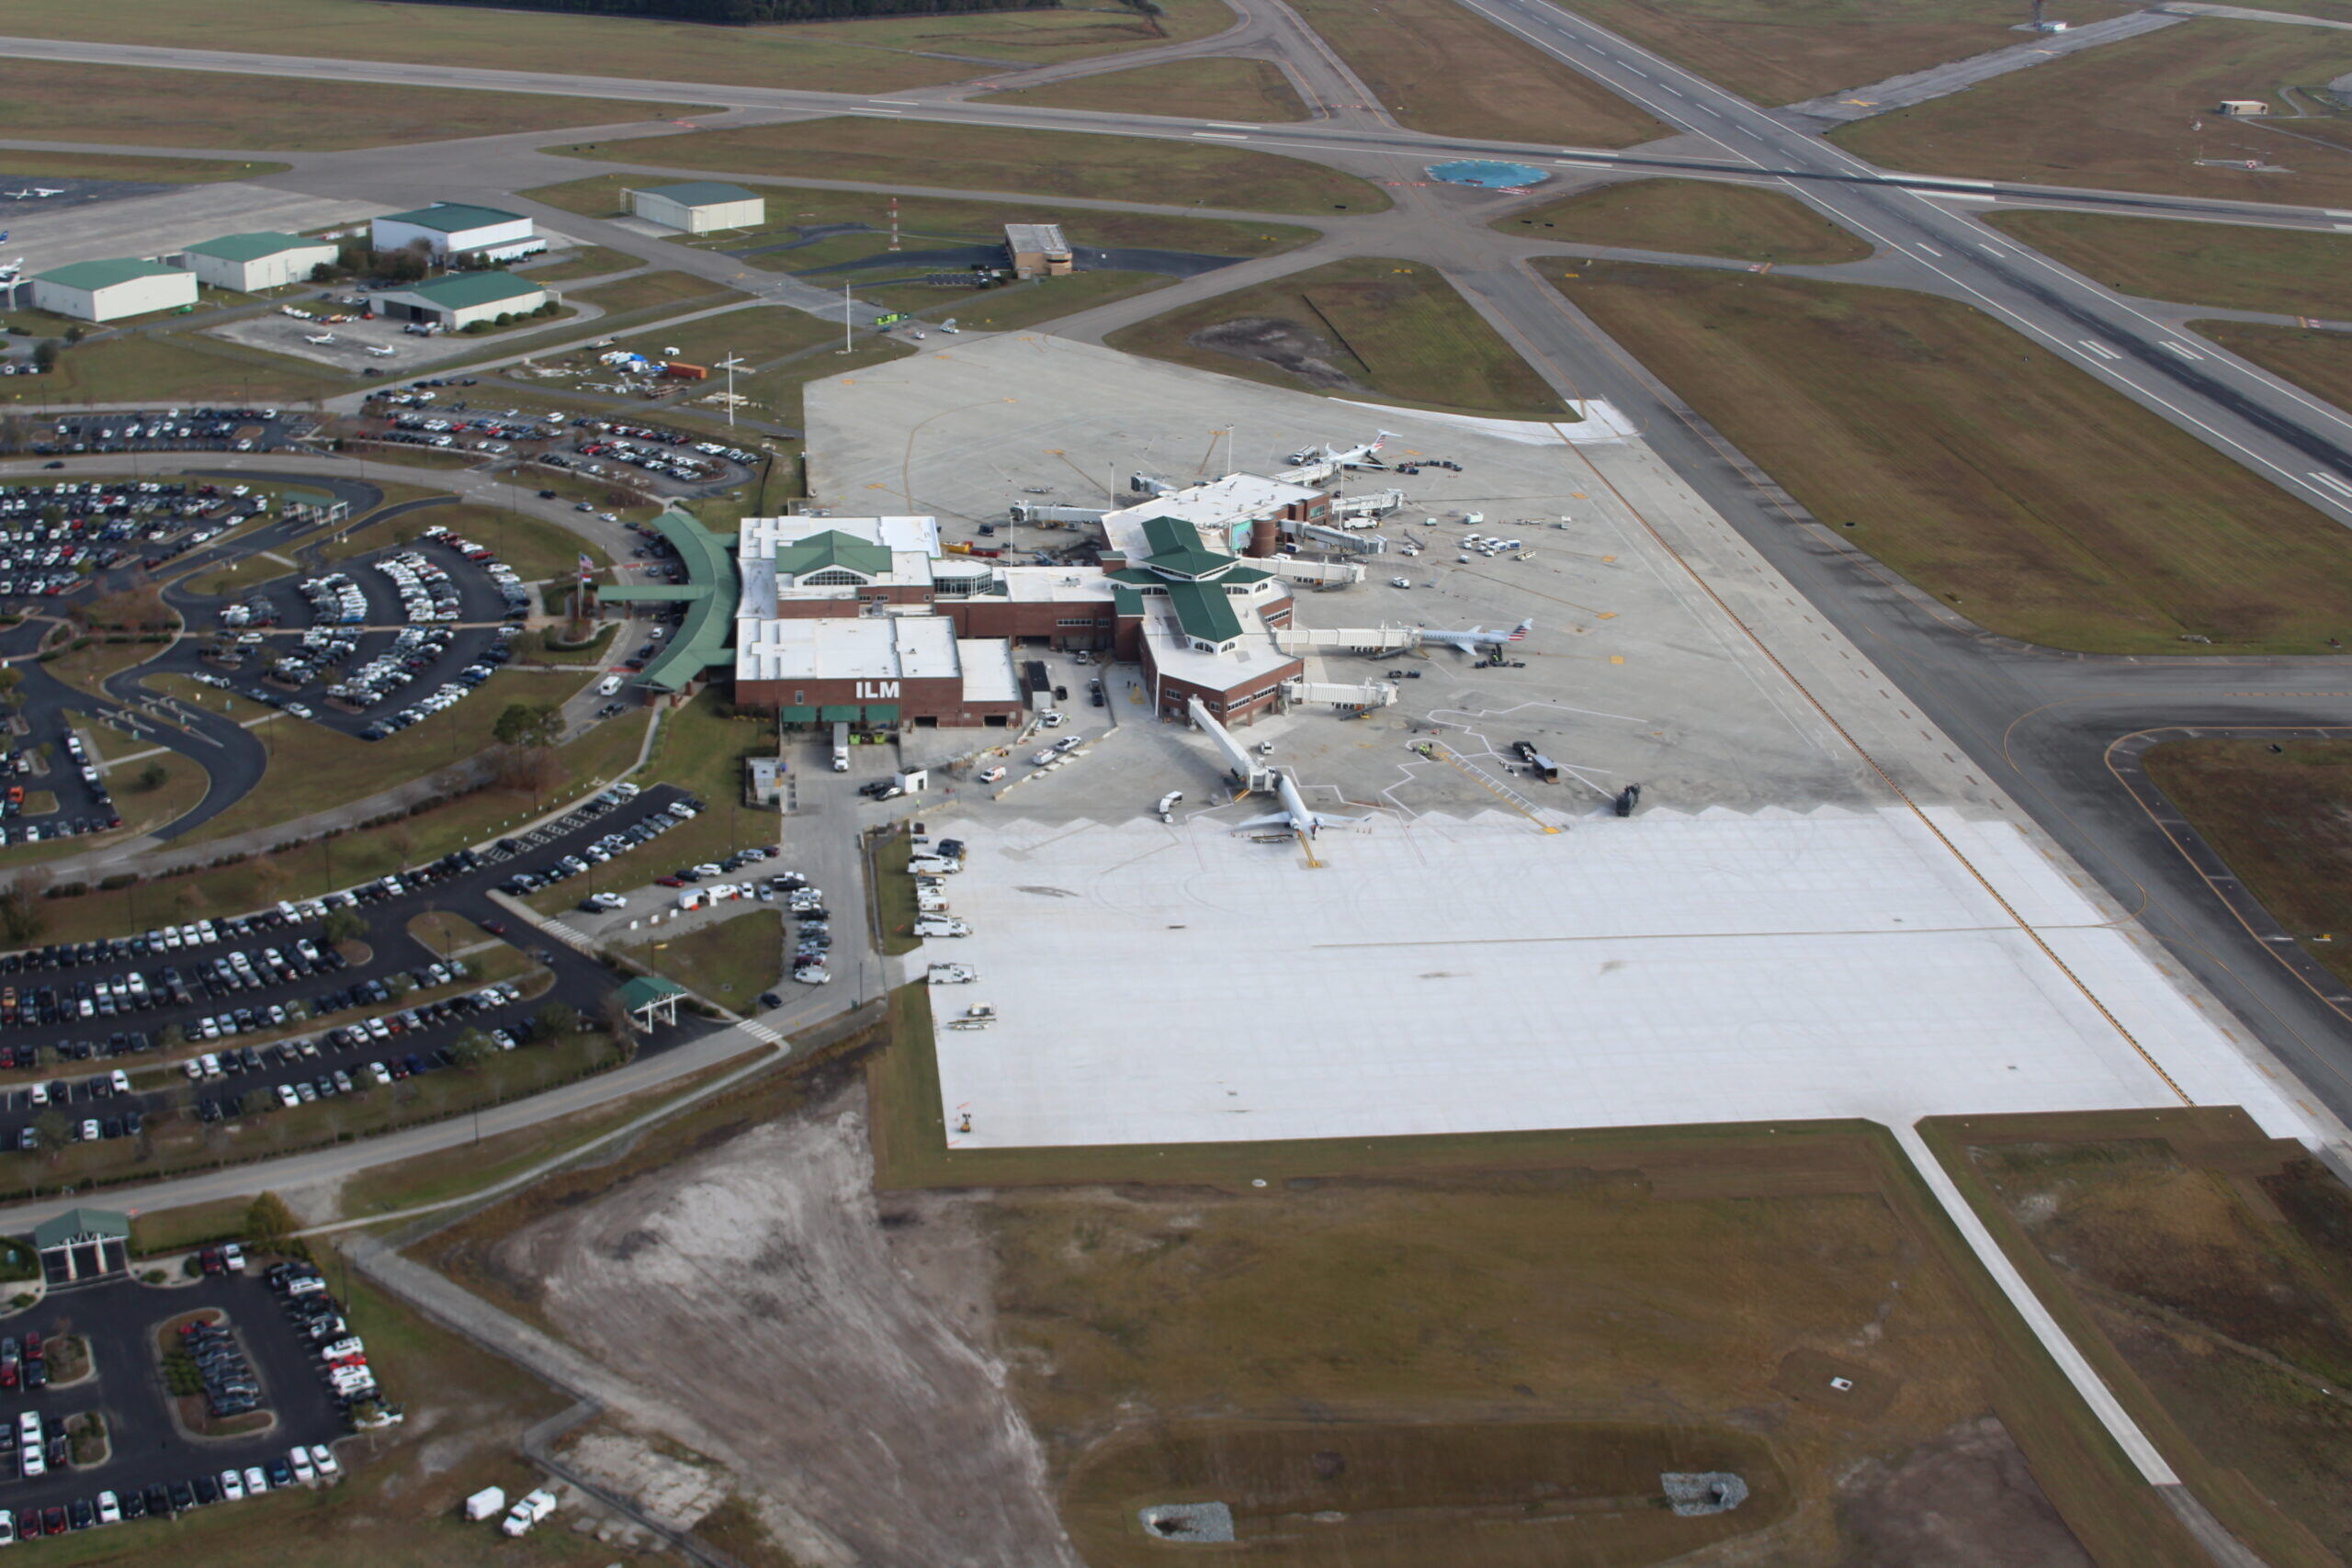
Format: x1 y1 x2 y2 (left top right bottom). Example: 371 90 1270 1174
797 336 2323 1153
10 183 377 270
930 807 2313 1149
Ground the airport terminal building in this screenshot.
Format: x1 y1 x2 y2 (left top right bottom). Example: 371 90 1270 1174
729 506 1301 727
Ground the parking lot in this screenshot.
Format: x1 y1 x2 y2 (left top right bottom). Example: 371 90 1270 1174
28 410 316 463
0 1269 348 1537
167 526 538 744
0 781 729 1154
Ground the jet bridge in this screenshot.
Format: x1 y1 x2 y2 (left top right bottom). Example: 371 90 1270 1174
1272 625 1418 656
1187 696 1275 793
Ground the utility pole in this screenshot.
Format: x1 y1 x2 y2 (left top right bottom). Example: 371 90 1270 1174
840 283 853 355
718 352 746 430
888 196 900 253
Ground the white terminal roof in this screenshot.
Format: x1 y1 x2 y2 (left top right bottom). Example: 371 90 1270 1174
735 615 960 684
997 566 1118 603
1101 473 1321 562
1140 613 1296 687
739 514 940 559
956 639 1021 704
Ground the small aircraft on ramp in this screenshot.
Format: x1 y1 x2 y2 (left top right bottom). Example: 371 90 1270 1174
1237 771 1356 840
303 333 337 346
5 188 60 200
0 260 25 284
363 344 396 357
1418 618 1532 656
1284 431 1396 470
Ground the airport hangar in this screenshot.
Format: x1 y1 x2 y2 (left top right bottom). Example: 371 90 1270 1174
630 181 765 234
179 231 338 294
627 474 1344 728
370 202 542 263
28 257 196 322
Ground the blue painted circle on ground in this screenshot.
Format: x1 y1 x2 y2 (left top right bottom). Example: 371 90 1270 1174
1426 160 1550 189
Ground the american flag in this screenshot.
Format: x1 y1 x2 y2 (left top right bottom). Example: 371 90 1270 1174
577 552 596 584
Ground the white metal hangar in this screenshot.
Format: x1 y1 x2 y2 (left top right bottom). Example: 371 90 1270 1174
29 258 197 322
370 271 551 331
372 203 540 262
180 231 339 293
631 182 765 234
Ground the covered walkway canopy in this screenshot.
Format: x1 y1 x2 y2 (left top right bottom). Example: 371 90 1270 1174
599 508 741 694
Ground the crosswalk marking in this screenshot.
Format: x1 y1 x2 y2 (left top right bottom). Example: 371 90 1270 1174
741 1020 784 1044
540 920 588 946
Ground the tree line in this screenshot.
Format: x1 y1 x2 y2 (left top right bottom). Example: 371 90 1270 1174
386 0 1057 22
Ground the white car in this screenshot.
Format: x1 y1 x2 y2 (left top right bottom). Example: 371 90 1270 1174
220 1469 246 1502
1031 749 1058 766
310 1445 340 1478
978 766 1005 784
1390 577 1412 588
1037 711 1064 728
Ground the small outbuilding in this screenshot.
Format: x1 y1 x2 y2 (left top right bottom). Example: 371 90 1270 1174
632 181 765 234
181 231 339 294
31 1207 130 1286
2216 99 2269 118
1004 222 1072 278
372 202 540 262
371 271 550 332
29 258 197 322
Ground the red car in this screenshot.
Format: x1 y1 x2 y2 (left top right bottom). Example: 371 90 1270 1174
41 1506 63 1536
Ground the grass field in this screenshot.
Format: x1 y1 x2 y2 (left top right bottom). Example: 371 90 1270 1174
1499 177 1871 264
524 244 647 283
1533 0 2138 106
853 990 2212 1564
1288 0 1665 145
0 0 1235 93
2142 738 2352 986
40 635 166 699
554 118 1385 216
1107 257 1563 417
527 173 1320 261
1831 21 2352 209
975 54 1306 120
0 152 289 185
569 271 748 315
1927 1110 2352 1567
731 335 918 439
1985 211 2352 316
560 300 834 380
322 501 606 586
22 331 348 407
164 665 594 845
864 268 1174 331
0 59 693 152
1560 264 2352 651
623 908 778 1006
2198 321 2352 412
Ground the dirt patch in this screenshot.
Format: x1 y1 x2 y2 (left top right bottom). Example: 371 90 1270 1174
1837 1415 2093 1568
1185 316 1366 391
488 1083 1077 1568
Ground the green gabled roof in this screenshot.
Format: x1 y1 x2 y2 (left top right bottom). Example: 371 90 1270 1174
1137 514 1234 581
185 231 323 263
1113 585 1144 617
379 202 525 233
1106 568 1165 589
395 271 546 310
636 509 741 694
1164 580 1244 643
1219 565 1275 584
772 529 890 581
616 976 689 1010
642 181 759 207
30 1207 129 1249
33 257 179 291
